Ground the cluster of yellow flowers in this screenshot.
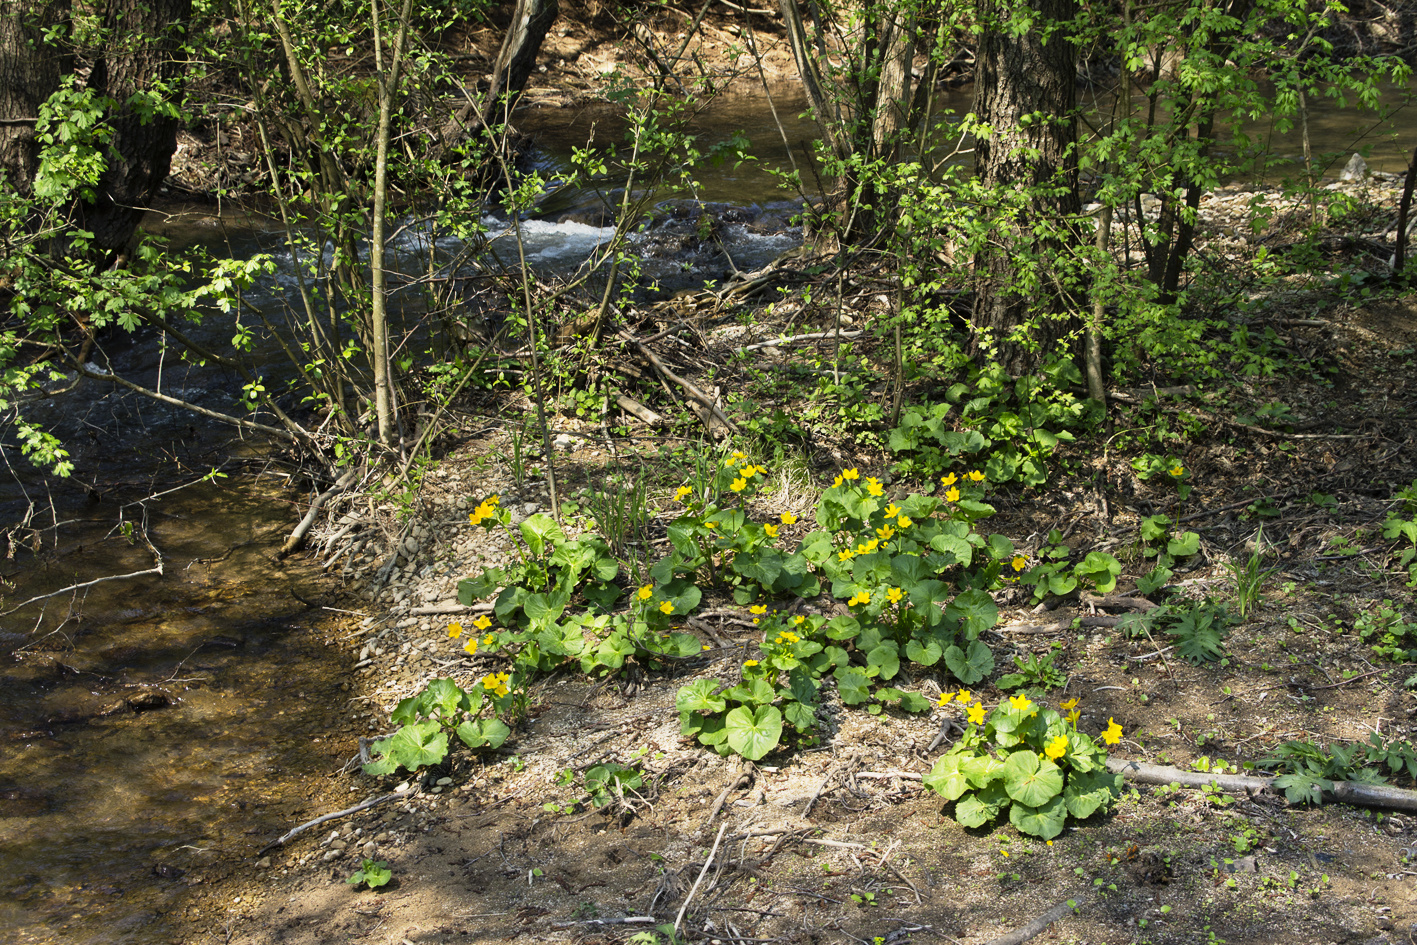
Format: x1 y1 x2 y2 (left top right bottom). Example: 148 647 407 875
1060 697 1079 725
1102 717 1123 745
450 616 495 654
938 687 986 725
481 672 512 697
674 486 693 502
1044 734 1069 760
468 494 500 525
726 452 769 493
830 467 862 487
750 603 767 624
939 470 986 503
773 630 801 645
847 589 871 606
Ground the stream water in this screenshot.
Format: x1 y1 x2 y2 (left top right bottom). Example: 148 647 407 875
2 82 1416 945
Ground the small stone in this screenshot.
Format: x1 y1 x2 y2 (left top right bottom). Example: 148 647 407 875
256 857 271 869
436 777 453 786
321 850 342 862
1339 152 1368 181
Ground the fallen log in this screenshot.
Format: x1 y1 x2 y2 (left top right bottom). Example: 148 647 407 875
1106 757 1417 812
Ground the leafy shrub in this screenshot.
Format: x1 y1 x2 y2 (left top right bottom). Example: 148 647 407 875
924 693 1123 839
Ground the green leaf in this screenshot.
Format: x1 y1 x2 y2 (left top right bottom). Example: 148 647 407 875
458 567 507 604
676 679 727 715
943 639 995 684
835 666 872 705
362 721 448 776
924 752 972 800
1074 551 1122 593
347 859 392 889
1001 750 1064 807
455 717 510 750
423 678 466 717
724 705 783 760
1167 531 1200 557
520 513 566 559
905 638 943 667
929 533 974 566
954 783 1008 828
1063 769 1121 819
784 700 816 733
1009 795 1068 839
866 642 900 680
962 753 1004 788
945 589 999 639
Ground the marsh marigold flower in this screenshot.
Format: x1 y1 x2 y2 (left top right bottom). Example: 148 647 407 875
638 584 654 601
764 523 779 538
1102 718 1123 745
780 511 798 525
876 524 896 541
1012 556 1027 571
659 601 674 615
887 587 904 604
731 477 747 492
842 468 859 481
866 477 884 497
448 621 464 639
937 691 955 706
675 486 692 501
1169 464 1184 477
967 702 987 725
884 503 901 518
832 475 844 487
743 659 759 668
941 473 958 486
967 470 985 483
474 615 492 631
750 604 767 615
897 515 913 529
945 487 961 503
1009 693 1034 714
956 689 972 704
1045 735 1068 761
463 639 478 655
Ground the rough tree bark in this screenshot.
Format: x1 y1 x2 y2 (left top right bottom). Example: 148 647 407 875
437 0 558 155
969 0 1082 376
0 2 71 197
79 0 193 260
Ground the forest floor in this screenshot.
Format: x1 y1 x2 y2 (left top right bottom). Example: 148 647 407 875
166 217 1417 945
139 6 1417 945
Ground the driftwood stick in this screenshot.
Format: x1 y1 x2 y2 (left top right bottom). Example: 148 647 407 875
982 899 1079 945
0 564 164 618
675 821 729 935
279 470 357 558
1106 757 1417 812
256 792 400 856
734 329 864 354
619 330 738 436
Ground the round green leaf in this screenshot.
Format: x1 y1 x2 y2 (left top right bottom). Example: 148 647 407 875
1010 794 1068 839
724 704 782 760
924 752 972 800
1002 750 1064 807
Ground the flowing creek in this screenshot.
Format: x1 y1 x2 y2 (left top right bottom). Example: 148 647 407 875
2 84 1416 944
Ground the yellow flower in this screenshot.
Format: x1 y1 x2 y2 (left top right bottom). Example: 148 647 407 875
764 523 779 538
485 495 499 507
886 587 904 604
780 512 798 525
474 615 492 631
1045 735 1068 761
704 521 717 529
1009 693 1034 714
482 633 495 646
1169 464 1184 477
866 477 884 497
1012 556 1028 571
876 524 896 541
955 689 972 704
448 621 464 639
675 486 692 501
1102 718 1123 746
638 584 654 601
463 638 478 655
842 468 859 481
854 590 871 605
838 549 854 562
937 691 955 706
793 615 806 625
659 601 674 615
941 473 958 486
743 659 759 668
897 515 913 529
1066 709 1080 726
883 503 901 518
967 702 987 725
832 475 844 488
1060 698 1078 711
967 470 985 483
945 487 961 503
468 509 485 525
750 604 767 615
725 455 738 468
731 477 747 492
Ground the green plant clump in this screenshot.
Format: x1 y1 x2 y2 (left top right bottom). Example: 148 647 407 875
347 859 392 890
924 693 1123 839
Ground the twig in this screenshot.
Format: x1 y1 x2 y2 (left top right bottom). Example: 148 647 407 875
0 564 164 618
982 898 1079 945
278 470 356 558
256 792 400 856
733 330 864 354
675 821 729 935
552 916 656 929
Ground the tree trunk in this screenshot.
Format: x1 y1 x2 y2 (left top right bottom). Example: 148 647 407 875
78 0 191 260
437 0 557 155
969 0 1082 376
0 2 71 198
